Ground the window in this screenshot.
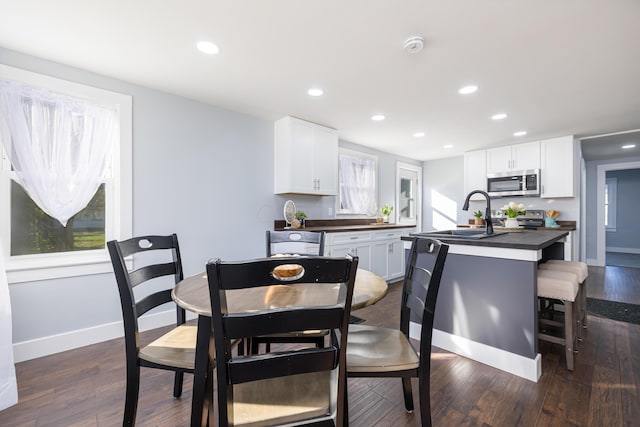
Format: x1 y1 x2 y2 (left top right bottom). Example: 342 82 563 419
605 177 617 231
0 64 132 283
337 148 377 215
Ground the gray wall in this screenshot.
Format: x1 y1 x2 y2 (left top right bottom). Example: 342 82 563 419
1 47 416 350
605 168 640 250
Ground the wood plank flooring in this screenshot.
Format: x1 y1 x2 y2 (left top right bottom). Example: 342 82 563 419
1 270 639 426
586 265 640 305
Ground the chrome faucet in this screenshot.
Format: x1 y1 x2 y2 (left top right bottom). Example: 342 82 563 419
462 190 494 235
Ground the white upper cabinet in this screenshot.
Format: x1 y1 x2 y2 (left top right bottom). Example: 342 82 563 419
486 141 540 174
540 135 575 198
464 149 487 200
274 116 338 195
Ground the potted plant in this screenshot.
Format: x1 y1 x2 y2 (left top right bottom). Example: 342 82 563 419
380 204 394 223
294 210 307 228
473 210 484 226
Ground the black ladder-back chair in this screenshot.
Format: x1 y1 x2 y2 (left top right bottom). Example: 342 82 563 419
107 234 197 426
251 230 328 352
207 255 359 427
346 237 448 427
265 230 326 257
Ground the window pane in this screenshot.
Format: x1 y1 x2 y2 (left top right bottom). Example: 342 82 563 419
10 181 106 256
399 177 414 220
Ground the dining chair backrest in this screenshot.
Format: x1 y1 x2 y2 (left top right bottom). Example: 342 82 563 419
401 237 449 368
206 255 359 427
107 234 195 426
108 234 185 335
266 230 326 257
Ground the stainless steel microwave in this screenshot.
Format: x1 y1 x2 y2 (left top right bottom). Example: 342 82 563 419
487 169 540 197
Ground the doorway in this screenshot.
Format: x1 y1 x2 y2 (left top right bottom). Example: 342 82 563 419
395 162 421 230
596 161 640 266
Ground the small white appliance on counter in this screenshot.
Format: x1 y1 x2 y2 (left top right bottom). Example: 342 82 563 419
487 169 540 198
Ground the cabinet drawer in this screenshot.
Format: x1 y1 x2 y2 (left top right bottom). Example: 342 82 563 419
326 231 372 245
373 230 404 240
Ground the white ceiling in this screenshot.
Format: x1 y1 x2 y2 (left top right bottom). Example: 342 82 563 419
1 0 639 161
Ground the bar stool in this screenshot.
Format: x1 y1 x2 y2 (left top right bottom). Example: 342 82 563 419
537 269 579 371
539 260 588 332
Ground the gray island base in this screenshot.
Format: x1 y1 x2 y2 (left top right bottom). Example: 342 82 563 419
403 229 569 382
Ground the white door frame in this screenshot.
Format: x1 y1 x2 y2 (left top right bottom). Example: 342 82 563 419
596 160 640 266
395 162 422 231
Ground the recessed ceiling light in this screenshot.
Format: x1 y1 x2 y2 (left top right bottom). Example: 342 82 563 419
443 144 453 149
196 41 220 55
413 132 425 138
622 144 636 149
308 88 323 97
491 113 507 120
513 131 527 137
458 85 478 95
371 114 385 121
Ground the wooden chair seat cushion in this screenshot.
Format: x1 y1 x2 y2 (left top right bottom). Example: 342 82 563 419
537 270 579 302
539 261 588 283
139 325 197 370
346 324 419 372
231 371 334 427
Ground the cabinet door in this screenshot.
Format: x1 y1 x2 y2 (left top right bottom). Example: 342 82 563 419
313 126 338 195
386 240 405 280
328 243 371 271
486 146 512 174
289 119 315 193
464 149 487 200
371 241 389 279
512 141 540 171
540 136 574 198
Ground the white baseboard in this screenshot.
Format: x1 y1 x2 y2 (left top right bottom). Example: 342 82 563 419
586 258 600 266
12 309 193 363
410 322 541 382
606 247 640 255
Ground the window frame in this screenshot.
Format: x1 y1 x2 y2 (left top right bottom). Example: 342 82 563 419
336 148 378 216
605 176 617 231
0 64 132 284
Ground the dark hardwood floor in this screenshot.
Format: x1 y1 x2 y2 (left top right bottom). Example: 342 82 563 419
586 265 640 305
1 269 639 426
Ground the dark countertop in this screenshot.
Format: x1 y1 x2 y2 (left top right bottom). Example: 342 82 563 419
274 219 416 233
403 229 569 251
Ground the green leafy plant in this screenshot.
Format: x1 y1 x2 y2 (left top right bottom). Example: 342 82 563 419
502 202 526 218
380 204 394 216
294 210 307 220
473 210 483 218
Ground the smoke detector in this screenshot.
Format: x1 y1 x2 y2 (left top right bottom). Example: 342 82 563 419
403 36 425 54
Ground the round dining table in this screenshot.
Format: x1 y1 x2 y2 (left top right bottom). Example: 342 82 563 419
172 268 388 427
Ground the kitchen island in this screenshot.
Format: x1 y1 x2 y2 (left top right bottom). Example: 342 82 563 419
403 229 569 382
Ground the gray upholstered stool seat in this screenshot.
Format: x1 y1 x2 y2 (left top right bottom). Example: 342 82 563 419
537 269 579 371
539 260 588 332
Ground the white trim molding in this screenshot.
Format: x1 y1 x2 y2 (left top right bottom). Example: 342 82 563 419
12 309 197 363
410 321 541 382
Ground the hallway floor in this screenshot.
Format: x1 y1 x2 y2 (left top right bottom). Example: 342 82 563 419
606 251 640 269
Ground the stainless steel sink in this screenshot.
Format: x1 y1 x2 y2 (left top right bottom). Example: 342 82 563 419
412 229 508 240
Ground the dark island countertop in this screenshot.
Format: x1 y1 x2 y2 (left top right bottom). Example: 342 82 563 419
403 229 569 251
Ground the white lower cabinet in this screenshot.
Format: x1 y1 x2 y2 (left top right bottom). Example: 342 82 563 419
328 242 372 271
326 229 414 281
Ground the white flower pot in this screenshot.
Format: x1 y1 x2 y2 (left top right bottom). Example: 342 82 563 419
504 218 520 228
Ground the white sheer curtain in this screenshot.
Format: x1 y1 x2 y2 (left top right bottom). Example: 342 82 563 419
0 81 117 226
339 153 377 215
0 241 17 411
